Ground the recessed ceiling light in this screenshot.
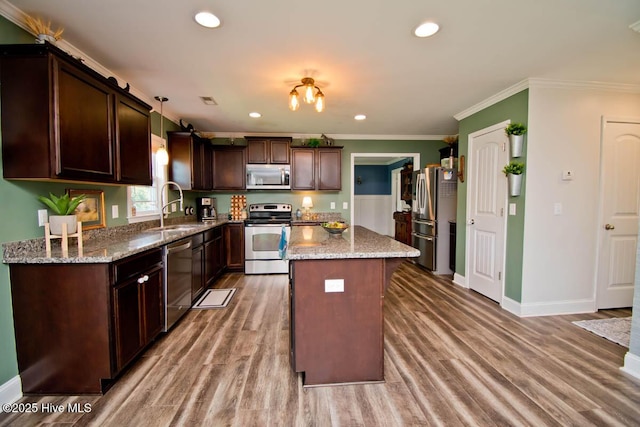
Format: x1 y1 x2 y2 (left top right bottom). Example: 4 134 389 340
249 112 262 118
354 114 367 121
414 22 439 38
195 11 221 28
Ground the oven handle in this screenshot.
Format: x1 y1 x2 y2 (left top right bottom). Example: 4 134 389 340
245 223 291 227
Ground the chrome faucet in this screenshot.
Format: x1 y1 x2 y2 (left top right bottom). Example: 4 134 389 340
159 181 184 228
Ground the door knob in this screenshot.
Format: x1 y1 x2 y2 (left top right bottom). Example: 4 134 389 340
605 224 615 230
467 219 475 225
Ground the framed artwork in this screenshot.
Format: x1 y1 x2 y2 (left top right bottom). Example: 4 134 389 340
67 189 106 230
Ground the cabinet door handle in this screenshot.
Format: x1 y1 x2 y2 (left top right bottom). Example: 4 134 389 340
137 275 149 284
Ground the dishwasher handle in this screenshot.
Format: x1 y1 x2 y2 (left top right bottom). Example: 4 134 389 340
166 240 192 253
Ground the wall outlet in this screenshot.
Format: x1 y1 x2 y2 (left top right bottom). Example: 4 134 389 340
171 204 177 212
112 205 119 219
342 202 348 209
509 203 516 216
330 202 336 210
38 209 48 227
325 279 344 293
553 202 562 215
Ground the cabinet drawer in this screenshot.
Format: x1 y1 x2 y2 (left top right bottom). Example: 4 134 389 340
113 248 163 284
204 226 223 242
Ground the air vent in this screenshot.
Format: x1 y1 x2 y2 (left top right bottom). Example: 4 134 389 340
200 96 218 105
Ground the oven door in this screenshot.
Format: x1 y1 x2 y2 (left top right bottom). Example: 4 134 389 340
244 224 291 274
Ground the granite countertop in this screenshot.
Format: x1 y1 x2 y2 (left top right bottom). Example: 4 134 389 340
286 225 420 260
2 220 231 264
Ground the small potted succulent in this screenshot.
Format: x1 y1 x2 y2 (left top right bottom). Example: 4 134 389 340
38 192 86 234
502 161 525 197
505 123 527 158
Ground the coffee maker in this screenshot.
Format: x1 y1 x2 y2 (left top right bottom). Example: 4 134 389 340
196 197 217 222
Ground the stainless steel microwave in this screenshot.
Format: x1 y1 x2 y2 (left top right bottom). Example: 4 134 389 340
246 164 291 190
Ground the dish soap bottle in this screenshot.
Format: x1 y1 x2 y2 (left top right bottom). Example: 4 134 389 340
295 208 302 220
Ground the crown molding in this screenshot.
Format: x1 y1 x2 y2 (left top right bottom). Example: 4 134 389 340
211 132 446 141
455 77 640 121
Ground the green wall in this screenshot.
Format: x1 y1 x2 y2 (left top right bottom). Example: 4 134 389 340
457 90 528 302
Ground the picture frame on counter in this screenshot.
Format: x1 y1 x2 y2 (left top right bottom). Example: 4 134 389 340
67 188 106 230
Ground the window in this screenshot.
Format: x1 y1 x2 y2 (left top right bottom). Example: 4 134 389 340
127 134 167 222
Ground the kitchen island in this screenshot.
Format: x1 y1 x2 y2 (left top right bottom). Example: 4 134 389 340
286 225 419 386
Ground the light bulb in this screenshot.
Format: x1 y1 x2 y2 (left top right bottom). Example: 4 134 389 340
289 89 300 111
304 83 315 104
157 146 169 165
315 91 325 112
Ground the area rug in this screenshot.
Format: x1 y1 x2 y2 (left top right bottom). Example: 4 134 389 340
193 288 236 309
572 317 631 348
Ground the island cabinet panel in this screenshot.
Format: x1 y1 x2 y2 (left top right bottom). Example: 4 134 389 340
212 146 246 190
0 43 152 185
290 258 384 385
291 147 342 191
246 137 291 164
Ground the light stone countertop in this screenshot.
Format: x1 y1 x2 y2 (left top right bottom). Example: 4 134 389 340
2 220 232 264
286 225 420 260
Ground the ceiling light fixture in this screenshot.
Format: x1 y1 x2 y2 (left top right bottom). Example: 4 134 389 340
154 96 169 165
414 22 439 38
195 11 221 28
289 77 325 112
354 114 367 121
249 112 262 118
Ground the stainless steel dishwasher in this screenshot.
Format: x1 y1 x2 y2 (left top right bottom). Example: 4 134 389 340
164 238 193 331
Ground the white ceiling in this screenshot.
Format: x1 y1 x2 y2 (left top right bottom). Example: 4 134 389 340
3 0 640 138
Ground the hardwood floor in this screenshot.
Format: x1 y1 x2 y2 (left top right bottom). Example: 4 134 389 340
2 261 639 426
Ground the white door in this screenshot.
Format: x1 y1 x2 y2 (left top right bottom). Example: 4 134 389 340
466 123 509 303
596 119 640 309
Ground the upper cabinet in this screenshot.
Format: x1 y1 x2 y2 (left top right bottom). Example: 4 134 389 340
212 146 246 190
246 137 291 164
0 43 152 185
168 131 213 191
291 147 342 191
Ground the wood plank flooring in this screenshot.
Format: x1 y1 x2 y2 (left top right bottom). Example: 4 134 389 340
2 261 639 426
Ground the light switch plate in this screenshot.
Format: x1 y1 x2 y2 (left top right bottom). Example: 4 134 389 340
330 202 336 209
112 205 119 219
509 203 516 216
342 202 348 209
554 202 562 215
38 209 48 227
325 279 344 293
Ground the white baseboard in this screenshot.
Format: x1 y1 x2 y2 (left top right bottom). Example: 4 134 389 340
501 296 596 317
621 352 640 381
0 375 22 405
452 273 467 288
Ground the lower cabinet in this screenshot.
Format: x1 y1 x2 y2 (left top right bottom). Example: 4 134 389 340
225 223 245 271
393 211 412 246
9 247 164 394
205 226 225 285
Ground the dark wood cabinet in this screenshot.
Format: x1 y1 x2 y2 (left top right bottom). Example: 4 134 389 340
192 233 205 303
9 247 163 394
205 226 225 285
212 146 246 190
401 169 413 202
168 131 213 191
393 211 412 246
246 137 291 164
291 147 342 191
225 223 245 272
112 249 164 373
0 43 151 185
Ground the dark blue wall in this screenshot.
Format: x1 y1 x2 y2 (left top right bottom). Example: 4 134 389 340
354 165 390 195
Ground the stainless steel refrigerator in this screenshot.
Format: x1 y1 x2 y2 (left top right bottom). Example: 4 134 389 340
411 167 457 274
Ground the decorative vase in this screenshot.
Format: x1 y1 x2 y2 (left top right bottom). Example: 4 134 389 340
509 134 524 158
508 174 523 197
49 215 78 235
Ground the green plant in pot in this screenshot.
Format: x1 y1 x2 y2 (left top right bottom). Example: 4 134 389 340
505 123 527 158
38 192 86 235
502 161 525 197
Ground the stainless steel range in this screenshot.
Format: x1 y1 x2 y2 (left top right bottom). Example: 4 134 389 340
244 203 292 274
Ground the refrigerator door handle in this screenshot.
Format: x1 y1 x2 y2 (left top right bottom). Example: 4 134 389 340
413 219 435 226
412 232 434 241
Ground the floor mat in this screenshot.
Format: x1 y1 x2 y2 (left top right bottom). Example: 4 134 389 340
193 288 237 309
572 317 631 348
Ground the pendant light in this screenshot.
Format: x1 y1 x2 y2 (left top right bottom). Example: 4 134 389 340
154 96 169 165
288 77 325 112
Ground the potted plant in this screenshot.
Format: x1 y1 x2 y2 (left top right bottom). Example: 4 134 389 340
502 161 525 197
38 192 86 234
505 123 527 158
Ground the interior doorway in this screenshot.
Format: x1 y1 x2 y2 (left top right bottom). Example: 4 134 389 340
350 153 420 236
